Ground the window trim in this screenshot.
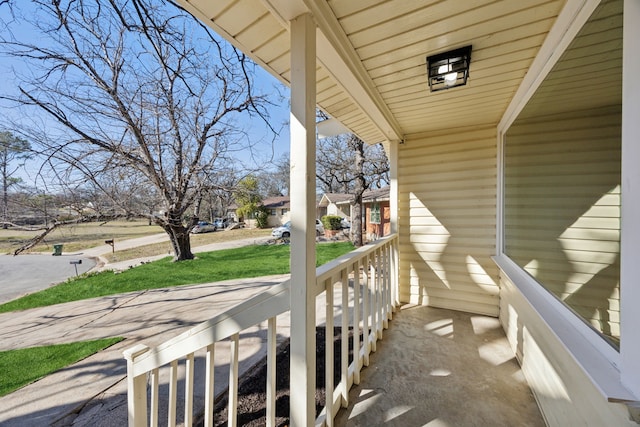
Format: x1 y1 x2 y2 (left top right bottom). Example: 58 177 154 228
620 0 640 396
370 202 381 225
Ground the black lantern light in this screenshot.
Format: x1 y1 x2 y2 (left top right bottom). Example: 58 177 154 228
426 45 472 92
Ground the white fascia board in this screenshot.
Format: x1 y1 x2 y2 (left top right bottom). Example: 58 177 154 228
308 0 403 144
497 0 601 132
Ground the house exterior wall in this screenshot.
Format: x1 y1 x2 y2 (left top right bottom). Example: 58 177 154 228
326 202 349 218
398 126 499 316
266 209 290 227
364 201 390 240
500 273 634 426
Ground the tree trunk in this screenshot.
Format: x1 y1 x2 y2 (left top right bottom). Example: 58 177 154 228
352 137 366 247
2 150 7 229
352 199 363 247
168 227 194 261
161 210 195 261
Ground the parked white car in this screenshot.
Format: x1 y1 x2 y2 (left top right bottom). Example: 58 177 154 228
271 220 324 238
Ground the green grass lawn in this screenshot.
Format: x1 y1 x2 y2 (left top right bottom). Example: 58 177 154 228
0 337 124 397
0 242 354 313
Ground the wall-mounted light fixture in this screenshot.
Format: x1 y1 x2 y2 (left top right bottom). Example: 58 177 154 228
426 45 472 92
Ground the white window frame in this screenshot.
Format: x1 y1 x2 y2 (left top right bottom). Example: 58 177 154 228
494 0 640 402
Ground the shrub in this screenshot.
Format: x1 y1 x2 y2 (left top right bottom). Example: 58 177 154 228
321 215 343 230
255 206 269 229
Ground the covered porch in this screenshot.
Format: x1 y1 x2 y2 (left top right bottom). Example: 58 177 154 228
126 0 640 426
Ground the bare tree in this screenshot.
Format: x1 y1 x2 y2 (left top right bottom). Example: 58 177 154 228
316 133 389 246
0 131 30 229
258 153 290 197
0 0 272 260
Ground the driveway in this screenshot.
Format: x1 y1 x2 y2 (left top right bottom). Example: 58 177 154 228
0 254 96 304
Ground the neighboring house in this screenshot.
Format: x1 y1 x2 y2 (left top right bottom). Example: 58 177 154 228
134 1 640 426
262 196 291 227
317 192 352 219
237 196 290 228
319 188 392 241
362 187 390 241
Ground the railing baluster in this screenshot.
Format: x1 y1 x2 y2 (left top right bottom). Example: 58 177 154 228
340 267 349 408
392 238 399 309
375 249 383 339
369 255 378 351
168 360 178 427
325 277 334 426
353 260 361 385
228 333 240 427
150 368 159 427
185 353 195 426
363 254 371 362
205 344 215 427
266 317 276 427
382 245 390 327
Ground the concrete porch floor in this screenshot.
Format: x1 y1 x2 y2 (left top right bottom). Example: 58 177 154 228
334 304 546 427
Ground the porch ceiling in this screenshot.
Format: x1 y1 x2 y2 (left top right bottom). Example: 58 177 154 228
176 0 566 144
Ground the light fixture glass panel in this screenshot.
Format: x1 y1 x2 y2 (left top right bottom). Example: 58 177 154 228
426 46 472 92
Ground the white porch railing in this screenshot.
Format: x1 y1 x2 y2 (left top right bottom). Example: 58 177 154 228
123 233 398 427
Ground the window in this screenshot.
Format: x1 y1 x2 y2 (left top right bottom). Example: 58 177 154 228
503 0 622 347
370 203 381 224
270 209 276 216
281 208 288 215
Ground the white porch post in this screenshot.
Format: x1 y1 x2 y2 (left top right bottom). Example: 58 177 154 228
389 141 398 235
388 141 399 306
621 0 640 398
289 13 317 427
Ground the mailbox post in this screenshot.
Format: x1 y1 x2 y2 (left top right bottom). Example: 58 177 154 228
105 239 114 253
70 259 82 276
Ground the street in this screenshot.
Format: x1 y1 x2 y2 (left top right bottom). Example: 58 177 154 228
0 254 96 304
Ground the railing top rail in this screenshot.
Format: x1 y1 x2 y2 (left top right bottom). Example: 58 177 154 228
128 280 290 376
314 233 397 294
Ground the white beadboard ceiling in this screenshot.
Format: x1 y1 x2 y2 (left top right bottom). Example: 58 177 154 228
176 0 567 145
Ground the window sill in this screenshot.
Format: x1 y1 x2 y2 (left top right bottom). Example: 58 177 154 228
493 254 637 406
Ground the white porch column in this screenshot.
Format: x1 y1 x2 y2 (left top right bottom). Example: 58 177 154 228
388 140 399 306
621 0 640 398
289 12 317 427
389 141 398 235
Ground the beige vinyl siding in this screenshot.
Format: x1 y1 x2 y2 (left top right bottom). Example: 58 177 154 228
398 127 499 316
500 274 633 427
504 107 621 342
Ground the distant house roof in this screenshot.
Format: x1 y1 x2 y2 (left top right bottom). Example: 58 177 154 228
318 192 352 207
262 196 290 209
362 187 390 202
319 187 390 207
